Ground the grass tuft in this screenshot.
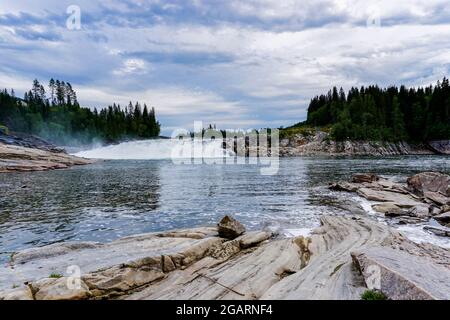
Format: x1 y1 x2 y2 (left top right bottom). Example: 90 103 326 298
361 289 387 300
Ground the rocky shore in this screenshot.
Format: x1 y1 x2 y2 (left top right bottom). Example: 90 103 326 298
280 131 450 156
1 207 449 300
330 172 450 236
0 132 93 172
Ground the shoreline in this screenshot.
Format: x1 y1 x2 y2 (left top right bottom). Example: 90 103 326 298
1 213 449 300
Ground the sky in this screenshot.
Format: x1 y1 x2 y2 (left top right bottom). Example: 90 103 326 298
0 0 450 135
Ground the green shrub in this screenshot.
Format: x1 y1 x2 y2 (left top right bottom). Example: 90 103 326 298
361 289 387 300
0 124 9 134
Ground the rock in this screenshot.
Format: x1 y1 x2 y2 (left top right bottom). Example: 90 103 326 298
441 205 450 213
434 212 450 224
329 182 359 192
407 172 450 197
33 277 91 300
372 203 405 216
82 267 164 294
430 206 442 216
424 191 450 206
407 204 430 218
0 143 93 173
0 286 34 300
397 216 428 225
218 216 246 239
0 228 220 291
2 216 449 301
239 231 272 249
352 173 379 183
161 255 176 273
428 140 450 155
357 188 421 207
351 247 450 300
424 226 450 237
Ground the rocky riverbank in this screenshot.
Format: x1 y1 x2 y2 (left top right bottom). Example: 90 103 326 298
330 172 450 237
1 212 449 300
279 131 449 156
0 132 93 172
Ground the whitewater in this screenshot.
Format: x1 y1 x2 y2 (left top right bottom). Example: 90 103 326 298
74 139 235 160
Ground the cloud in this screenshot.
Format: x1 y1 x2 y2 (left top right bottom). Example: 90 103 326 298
0 0 450 132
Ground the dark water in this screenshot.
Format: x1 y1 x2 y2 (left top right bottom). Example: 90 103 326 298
0 156 449 263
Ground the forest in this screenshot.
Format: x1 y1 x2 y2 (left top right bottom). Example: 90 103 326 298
305 78 450 142
0 79 160 145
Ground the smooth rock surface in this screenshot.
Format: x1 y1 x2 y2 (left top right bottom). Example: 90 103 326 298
351 247 450 300
0 143 93 172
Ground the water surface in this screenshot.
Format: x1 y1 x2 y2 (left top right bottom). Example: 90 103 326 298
1 155 449 263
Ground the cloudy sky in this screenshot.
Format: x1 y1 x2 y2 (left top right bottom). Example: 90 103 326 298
1 0 449 134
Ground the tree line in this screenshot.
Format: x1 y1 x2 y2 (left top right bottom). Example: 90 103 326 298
0 79 161 145
306 78 450 141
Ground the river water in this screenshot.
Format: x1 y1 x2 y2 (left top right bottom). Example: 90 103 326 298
0 140 449 263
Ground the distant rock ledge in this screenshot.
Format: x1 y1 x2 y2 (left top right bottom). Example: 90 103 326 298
279 131 450 156
1 213 448 300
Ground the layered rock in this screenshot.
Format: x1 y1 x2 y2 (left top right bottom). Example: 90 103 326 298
279 131 437 156
1 215 449 300
0 143 93 172
330 172 450 234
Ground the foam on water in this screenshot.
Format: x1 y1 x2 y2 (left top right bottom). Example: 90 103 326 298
74 139 234 160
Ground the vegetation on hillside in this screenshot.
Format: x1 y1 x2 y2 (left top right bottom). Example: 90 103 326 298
304 78 450 142
0 79 160 145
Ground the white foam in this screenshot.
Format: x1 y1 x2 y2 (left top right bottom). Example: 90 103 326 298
73 139 234 160
397 225 450 248
283 228 312 238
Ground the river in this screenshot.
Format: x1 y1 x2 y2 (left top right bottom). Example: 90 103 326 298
1 139 449 263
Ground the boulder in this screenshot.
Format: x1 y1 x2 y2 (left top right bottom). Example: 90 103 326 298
407 204 430 218
352 173 379 183
218 216 246 239
351 247 450 300
372 203 405 216
407 172 450 196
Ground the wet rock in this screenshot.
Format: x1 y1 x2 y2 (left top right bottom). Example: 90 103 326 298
352 173 379 183
407 172 450 197
33 277 91 300
329 182 359 192
351 247 450 300
218 216 246 239
357 188 421 207
434 212 450 224
397 216 428 225
423 226 450 238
